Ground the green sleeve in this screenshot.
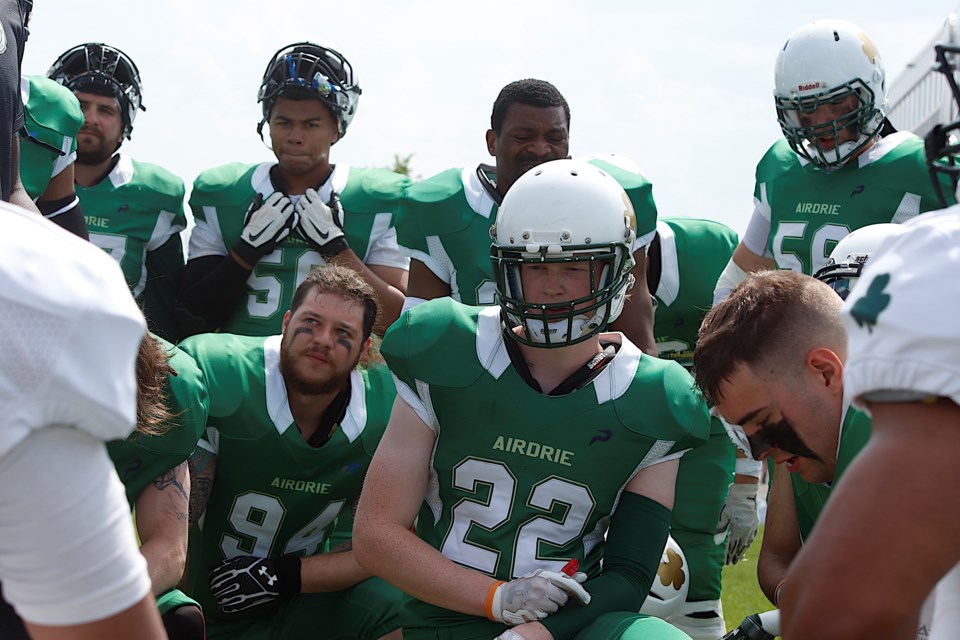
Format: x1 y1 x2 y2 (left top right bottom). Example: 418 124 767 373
541 492 671 640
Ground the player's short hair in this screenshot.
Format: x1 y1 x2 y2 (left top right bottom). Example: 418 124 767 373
693 270 846 404
490 79 570 135
136 331 176 436
289 264 380 342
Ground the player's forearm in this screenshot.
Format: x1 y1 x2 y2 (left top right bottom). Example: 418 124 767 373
756 549 791 607
354 522 493 617
139 539 187 596
329 249 405 334
176 255 251 335
299 545 371 592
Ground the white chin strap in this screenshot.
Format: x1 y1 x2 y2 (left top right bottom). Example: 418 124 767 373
526 311 603 345
804 137 862 168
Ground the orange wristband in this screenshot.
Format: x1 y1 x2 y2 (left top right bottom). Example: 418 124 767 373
485 580 506 621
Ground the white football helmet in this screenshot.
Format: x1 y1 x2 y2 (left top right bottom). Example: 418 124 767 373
491 158 636 348
814 223 908 300
774 20 887 171
640 535 689 620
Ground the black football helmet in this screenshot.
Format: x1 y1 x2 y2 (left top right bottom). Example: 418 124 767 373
47 43 145 140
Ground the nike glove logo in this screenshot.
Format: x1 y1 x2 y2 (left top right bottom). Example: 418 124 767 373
248 227 271 242
317 229 330 240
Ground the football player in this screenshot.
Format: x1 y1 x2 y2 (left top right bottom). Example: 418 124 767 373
643 216 740 638
0 202 164 640
396 81 659 354
355 159 708 640
19 75 86 238
781 42 960 639
0 332 209 640
0 0 34 212
713 19 949 304
177 42 409 338
180 264 402 640
48 43 188 342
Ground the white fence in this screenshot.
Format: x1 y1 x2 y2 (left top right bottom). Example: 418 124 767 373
887 14 959 136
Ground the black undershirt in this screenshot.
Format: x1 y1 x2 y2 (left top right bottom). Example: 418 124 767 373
303 380 351 448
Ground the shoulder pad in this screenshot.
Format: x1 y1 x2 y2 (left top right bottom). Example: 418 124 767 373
178 333 265 418
355 363 397 457
397 168 478 237
588 159 658 237
755 138 801 182
129 159 186 201
615 356 710 449
190 162 261 207
339 167 411 214
23 76 82 137
661 216 739 246
382 298 488 389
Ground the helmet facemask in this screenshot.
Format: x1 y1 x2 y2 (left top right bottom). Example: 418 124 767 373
776 79 881 171
493 241 635 348
926 44 960 208
257 43 361 143
812 260 865 300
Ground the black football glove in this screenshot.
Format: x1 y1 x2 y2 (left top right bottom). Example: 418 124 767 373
209 555 301 614
232 192 298 266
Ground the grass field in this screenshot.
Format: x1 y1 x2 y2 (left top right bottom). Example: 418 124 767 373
719 525 774 633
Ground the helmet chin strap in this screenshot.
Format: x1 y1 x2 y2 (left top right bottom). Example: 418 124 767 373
525 310 604 345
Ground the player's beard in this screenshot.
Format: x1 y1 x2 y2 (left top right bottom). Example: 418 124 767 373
76 134 116 166
279 345 357 396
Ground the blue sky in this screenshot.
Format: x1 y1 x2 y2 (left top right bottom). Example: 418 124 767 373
24 0 960 234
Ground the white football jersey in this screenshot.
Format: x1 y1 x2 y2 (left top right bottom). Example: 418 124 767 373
0 202 146 457
841 206 960 407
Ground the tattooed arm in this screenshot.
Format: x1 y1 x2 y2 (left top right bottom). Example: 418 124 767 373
186 446 217 527
135 461 191 595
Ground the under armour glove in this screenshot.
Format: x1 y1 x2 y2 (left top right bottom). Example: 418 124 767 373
295 188 348 258
209 555 301 613
716 482 760 565
486 569 591 626
232 192 298 267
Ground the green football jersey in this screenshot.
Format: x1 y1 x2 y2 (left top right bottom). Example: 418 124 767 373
80 154 187 341
791 404 872 540
754 133 947 275
382 300 709 631
107 338 207 507
396 160 658 306
19 75 82 199
178 332 396 622
652 218 738 368
188 162 410 336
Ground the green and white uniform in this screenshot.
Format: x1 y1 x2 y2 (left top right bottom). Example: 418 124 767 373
107 338 207 617
178 333 402 639
80 154 187 342
746 133 948 275
19 75 81 199
790 404 871 541
397 161 658 305
651 218 739 633
188 162 409 335
382 300 709 639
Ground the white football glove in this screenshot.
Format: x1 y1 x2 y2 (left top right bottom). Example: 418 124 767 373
233 192 298 266
295 188 348 257
716 483 760 565
489 569 591 626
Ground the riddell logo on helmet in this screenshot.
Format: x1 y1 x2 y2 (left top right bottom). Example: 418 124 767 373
798 82 821 91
